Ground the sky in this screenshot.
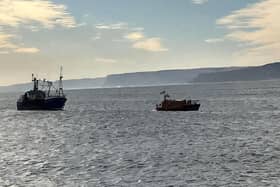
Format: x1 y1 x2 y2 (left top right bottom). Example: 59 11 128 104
0 0 279 85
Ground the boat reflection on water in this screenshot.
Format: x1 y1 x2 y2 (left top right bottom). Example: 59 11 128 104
156 91 200 111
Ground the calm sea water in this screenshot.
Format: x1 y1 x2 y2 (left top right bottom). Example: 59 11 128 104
1 80 280 186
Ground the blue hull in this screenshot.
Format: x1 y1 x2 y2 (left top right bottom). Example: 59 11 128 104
17 97 67 110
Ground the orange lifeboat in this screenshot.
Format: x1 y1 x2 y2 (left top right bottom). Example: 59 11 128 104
156 91 200 111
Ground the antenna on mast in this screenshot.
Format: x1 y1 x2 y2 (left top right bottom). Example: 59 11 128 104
58 66 64 96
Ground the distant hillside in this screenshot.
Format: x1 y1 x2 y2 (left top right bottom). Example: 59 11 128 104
0 64 262 93
193 62 280 83
104 67 240 87
0 78 106 92
62 78 105 89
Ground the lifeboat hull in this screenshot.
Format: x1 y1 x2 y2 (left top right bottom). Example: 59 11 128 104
156 103 200 111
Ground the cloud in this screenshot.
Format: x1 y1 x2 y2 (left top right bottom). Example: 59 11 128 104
95 25 111 30
0 0 76 53
95 23 128 30
95 22 168 52
205 38 224 43
133 38 168 52
192 0 208 5
95 58 117 63
217 0 280 64
0 33 40 54
0 51 9 54
131 27 144 31
124 32 145 41
0 33 17 49
14 47 40 53
0 0 75 28
77 22 87 27
91 33 101 41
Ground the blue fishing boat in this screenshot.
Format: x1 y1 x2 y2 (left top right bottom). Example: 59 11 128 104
17 68 67 110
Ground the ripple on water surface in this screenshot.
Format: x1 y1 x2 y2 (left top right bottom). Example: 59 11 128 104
0 81 280 186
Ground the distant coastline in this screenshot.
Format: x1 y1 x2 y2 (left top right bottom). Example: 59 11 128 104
1 62 279 92
192 62 280 83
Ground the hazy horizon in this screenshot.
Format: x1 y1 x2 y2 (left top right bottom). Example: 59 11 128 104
0 0 279 85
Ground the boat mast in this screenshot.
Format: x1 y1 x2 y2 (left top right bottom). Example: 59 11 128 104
58 66 64 96
47 81 52 97
32 73 38 91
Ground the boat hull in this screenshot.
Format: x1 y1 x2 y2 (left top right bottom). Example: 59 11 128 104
17 97 67 110
156 104 200 111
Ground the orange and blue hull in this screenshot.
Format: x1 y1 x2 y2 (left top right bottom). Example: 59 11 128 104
156 104 200 111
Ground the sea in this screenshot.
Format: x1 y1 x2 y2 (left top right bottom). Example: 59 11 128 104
1 80 280 186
